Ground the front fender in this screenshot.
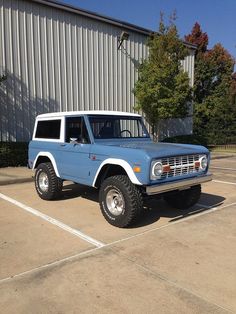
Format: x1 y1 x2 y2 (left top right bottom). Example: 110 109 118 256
92 158 142 187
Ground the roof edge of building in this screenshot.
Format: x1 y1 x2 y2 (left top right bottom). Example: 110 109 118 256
31 0 153 35
31 0 197 49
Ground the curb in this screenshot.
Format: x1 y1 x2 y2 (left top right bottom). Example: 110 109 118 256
211 154 236 160
0 177 34 186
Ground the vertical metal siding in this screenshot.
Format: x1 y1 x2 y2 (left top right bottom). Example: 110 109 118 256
0 0 193 142
181 49 195 87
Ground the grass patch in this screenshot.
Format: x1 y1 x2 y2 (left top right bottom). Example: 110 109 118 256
209 145 236 153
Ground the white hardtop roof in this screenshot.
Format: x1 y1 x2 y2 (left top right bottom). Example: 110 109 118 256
37 110 141 119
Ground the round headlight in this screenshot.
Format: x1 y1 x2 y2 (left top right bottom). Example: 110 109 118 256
200 156 208 170
153 161 163 177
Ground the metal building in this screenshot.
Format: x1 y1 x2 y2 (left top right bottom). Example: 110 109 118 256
0 0 195 142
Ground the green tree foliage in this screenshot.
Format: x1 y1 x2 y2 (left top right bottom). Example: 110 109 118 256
133 16 192 137
230 72 236 107
185 23 236 144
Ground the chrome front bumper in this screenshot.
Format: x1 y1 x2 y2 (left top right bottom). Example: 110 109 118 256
146 174 212 195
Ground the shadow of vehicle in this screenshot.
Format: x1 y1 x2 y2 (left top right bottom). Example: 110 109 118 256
132 193 225 228
60 182 225 228
61 183 99 202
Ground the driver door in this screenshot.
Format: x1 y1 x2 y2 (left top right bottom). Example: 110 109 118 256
59 116 92 183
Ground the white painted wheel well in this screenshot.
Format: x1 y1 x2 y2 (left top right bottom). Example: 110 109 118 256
92 158 142 187
33 152 60 177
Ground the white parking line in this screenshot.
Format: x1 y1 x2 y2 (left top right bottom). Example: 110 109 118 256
1 200 236 285
0 192 105 248
108 201 236 247
213 179 236 186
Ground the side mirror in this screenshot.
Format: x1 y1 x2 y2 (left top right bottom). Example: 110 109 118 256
70 138 79 144
70 137 89 145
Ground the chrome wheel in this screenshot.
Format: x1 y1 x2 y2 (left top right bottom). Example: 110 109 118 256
106 188 125 216
38 172 49 192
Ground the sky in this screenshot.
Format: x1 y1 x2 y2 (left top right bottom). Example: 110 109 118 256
62 0 236 64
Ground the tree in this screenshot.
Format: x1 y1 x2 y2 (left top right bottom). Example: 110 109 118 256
185 22 208 53
185 24 236 144
133 16 192 138
230 72 236 106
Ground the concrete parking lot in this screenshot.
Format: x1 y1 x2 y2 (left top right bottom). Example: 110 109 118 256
0 157 236 313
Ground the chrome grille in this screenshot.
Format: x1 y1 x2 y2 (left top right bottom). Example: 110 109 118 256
161 155 200 179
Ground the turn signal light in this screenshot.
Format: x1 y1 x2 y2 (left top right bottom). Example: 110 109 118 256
133 166 141 173
163 165 171 172
195 161 200 168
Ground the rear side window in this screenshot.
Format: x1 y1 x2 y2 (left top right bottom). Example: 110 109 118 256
35 120 61 139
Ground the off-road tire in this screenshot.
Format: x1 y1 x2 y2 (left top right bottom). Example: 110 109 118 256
35 162 63 200
99 175 143 228
164 184 201 209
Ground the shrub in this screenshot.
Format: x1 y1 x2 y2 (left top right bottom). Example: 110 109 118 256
161 134 208 146
0 142 28 167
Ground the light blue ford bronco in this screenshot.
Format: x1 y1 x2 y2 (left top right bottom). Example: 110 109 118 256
28 111 212 227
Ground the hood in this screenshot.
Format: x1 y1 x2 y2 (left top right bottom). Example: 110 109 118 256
96 139 209 159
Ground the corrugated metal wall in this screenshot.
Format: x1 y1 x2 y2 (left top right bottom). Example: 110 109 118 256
0 0 194 142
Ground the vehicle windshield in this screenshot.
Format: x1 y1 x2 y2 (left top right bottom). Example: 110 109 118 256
88 115 150 139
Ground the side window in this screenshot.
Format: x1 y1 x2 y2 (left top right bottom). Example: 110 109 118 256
66 117 90 144
35 120 61 139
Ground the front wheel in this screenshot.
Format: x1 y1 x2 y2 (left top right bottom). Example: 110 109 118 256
99 175 143 228
164 184 201 209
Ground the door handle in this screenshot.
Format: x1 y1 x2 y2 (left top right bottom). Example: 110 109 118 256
60 143 66 147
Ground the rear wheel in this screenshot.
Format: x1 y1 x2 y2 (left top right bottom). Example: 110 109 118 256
35 162 63 200
99 175 143 228
164 184 201 209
